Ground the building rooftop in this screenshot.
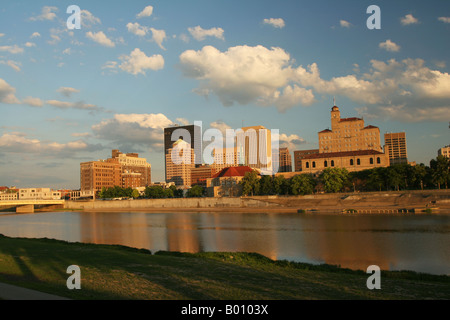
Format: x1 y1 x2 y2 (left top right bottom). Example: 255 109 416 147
302 149 384 160
212 166 255 178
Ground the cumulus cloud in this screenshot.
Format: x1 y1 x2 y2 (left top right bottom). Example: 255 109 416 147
57 87 80 97
137 5 154 19
179 45 450 121
30 32 41 38
400 14 419 25
179 45 315 112
188 26 225 41
81 10 101 28
118 48 164 75
127 22 148 36
277 133 306 151
379 39 401 52
263 18 285 29
86 31 115 47
150 28 167 50
0 78 20 104
29 6 58 21
92 113 173 150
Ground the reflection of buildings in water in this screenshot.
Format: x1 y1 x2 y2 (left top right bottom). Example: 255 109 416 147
301 216 397 271
165 214 201 253
80 212 152 250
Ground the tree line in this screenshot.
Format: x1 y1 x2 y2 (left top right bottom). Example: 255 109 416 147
97 184 205 199
240 155 450 196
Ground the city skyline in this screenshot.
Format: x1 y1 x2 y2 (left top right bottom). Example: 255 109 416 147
1 0 449 189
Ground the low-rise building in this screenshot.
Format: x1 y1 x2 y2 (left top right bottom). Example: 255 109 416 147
206 166 257 197
18 188 61 200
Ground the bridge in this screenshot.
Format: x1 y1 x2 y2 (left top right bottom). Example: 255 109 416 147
0 200 65 213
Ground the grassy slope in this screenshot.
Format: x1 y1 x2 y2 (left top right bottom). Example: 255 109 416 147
0 234 448 300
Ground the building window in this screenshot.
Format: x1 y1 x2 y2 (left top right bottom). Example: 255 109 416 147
370 158 374 164
331 160 335 167
324 160 328 167
306 162 310 169
357 159 360 165
377 157 381 164
312 161 316 168
350 159 354 166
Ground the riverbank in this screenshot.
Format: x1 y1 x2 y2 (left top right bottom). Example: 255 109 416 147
64 190 450 214
0 234 448 300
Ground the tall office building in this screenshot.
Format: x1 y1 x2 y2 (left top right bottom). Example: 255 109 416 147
276 147 292 173
165 139 195 187
164 124 202 181
236 125 272 173
384 132 408 165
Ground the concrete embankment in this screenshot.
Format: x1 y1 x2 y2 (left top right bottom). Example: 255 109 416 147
64 190 450 214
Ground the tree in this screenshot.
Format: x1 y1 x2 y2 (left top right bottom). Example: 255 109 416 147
144 186 165 198
259 175 274 195
170 185 184 198
187 185 204 197
131 189 140 199
241 171 260 196
430 155 450 189
319 168 349 193
290 174 315 195
273 175 289 195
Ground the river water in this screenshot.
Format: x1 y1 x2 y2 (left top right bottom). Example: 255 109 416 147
0 211 449 275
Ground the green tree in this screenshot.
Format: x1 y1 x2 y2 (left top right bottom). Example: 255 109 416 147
169 185 184 198
290 174 315 195
241 171 260 196
144 186 165 198
187 185 204 197
259 175 274 195
273 175 289 195
319 168 349 193
430 155 450 189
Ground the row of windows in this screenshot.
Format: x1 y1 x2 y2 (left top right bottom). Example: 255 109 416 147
305 157 382 169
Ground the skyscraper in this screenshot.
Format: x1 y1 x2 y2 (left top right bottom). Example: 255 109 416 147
164 124 202 181
236 125 272 173
384 132 408 165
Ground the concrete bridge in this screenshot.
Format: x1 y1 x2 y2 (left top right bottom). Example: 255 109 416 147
0 200 65 213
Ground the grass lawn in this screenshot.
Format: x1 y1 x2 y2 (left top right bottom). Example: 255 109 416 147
0 234 449 300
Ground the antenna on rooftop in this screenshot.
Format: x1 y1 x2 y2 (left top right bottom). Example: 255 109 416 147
333 96 336 106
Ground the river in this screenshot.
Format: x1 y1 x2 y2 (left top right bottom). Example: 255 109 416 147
0 210 449 275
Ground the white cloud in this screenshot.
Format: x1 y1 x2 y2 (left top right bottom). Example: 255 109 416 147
438 17 450 23
118 48 164 75
379 39 401 52
340 20 352 28
86 31 115 47
0 45 24 54
30 32 41 38
176 118 190 126
401 14 419 25
0 78 20 104
47 34 61 45
30 6 58 21
57 87 80 97
24 42 36 48
137 6 154 19
92 113 173 149
0 132 100 155
81 10 101 28
22 97 44 107
71 132 91 138
263 18 285 29
127 22 148 36
188 26 225 41
0 60 21 72
179 45 315 111
277 133 306 151
0 33 4 37
150 28 167 50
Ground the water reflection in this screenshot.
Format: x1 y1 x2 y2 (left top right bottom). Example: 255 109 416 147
0 211 449 275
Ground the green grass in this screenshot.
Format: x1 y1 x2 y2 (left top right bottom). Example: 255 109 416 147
0 234 448 300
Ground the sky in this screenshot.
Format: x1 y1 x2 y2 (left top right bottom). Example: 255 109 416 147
0 0 449 189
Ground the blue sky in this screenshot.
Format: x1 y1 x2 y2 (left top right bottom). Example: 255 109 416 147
0 0 449 189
